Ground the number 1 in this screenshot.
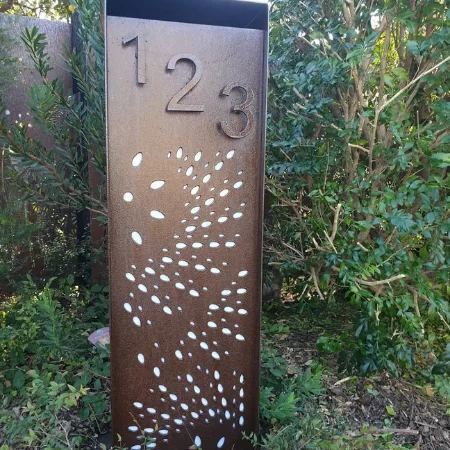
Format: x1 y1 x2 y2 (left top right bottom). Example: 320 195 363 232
122 26 146 85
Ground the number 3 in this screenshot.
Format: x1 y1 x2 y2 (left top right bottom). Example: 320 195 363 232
220 83 255 139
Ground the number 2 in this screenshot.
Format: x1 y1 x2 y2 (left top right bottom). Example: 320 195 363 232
167 54 205 112
220 83 255 139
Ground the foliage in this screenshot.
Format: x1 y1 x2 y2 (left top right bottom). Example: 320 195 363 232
0 277 110 449
0 184 89 294
0 0 71 20
0 193 41 292
0 0 106 218
266 0 450 374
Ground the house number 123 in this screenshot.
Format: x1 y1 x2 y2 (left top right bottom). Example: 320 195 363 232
122 33 255 139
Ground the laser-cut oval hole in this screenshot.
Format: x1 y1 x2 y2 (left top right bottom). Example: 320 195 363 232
132 152 143 167
215 161 224 171
150 180 165 190
236 334 245 341
219 189 229 197
238 309 248 315
163 306 172 315
226 150 235 159
138 353 145 364
186 225 196 232
192 242 203 249
218 216 227 223
131 231 142 245
211 268 221 274
203 174 211 183
150 210 165 220
237 288 247 294
186 166 194 176
145 267 155 275
191 186 200 195
126 273 135 282
234 181 243 189
212 352 220 360
178 261 189 267
209 242 220 248
191 206 200 214
176 148 183 159
123 192 133 202
189 289 199 297
233 212 243 219
201 221 211 228
225 242 236 248
154 367 161 377
138 284 148 293
124 303 132 313
151 295 160 304
238 270 248 277
162 257 173 263
176 243 187 249
195 264 206 271
205 197 215 206
176 282 186 290
133 317 141 327
194 151 202 161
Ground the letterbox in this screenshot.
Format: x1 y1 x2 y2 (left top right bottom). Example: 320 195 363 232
106 1 268 448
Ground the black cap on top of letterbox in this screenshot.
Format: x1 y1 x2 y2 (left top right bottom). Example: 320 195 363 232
106 0 269 31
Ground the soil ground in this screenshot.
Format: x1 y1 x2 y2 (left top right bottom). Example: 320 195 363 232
269 300 450 450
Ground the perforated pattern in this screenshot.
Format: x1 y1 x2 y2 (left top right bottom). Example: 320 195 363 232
107 16 266 450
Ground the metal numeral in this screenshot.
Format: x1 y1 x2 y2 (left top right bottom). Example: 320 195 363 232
167 54 205 112
122 26 146 85
220 83 255 139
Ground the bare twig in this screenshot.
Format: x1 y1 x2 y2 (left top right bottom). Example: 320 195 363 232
379 55 450 113
348 143 370 153
352 428 419 437
355 274 406 286
310 267 325 300
330 203 342 243
357 242 369 252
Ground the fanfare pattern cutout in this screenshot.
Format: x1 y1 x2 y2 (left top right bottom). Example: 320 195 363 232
122 146 251 449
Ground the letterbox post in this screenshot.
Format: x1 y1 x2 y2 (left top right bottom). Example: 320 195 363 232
106 1 268 448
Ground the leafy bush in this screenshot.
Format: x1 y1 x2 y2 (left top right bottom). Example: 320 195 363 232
0 277 110 449
266 0 450 374
0 0 106 217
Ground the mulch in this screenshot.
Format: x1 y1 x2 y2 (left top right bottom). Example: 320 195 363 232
278 331 450 450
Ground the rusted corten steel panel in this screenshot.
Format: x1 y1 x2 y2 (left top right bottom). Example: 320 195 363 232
106 1 268 448
0 13 71 145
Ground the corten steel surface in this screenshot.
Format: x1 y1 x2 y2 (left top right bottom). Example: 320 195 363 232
106 5 268 449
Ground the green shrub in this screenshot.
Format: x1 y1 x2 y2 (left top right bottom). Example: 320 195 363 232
0 277 110 449
0 0 106 217
266 0 450 374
